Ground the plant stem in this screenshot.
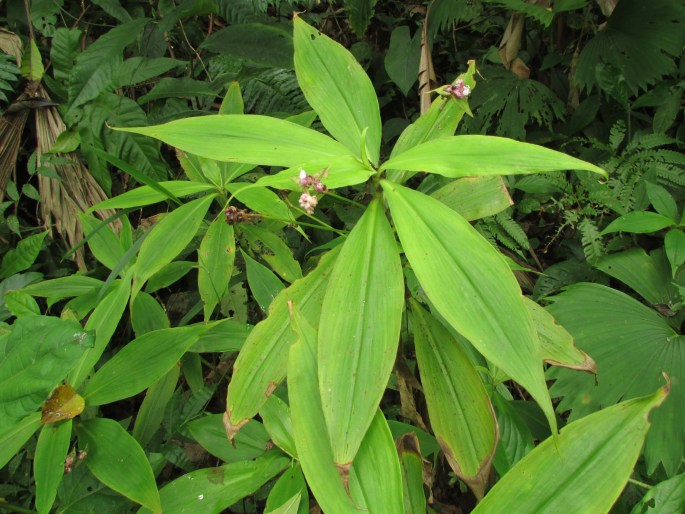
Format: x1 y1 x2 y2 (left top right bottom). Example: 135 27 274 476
0 503 36 513
326 191 365 209
628 478 652 490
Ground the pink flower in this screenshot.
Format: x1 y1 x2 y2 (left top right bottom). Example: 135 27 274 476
445 79 471 99
299 192 318 214
298 169 309 186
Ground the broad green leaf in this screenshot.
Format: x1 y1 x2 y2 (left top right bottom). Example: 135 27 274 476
225 183 293 222
431 176 513 221
189 318 251 353
201 23 294 69
20 275 103 299
91 0 132 22
595 248 677 306
411 301 498 499
630 472 685 514
79 214 124 271
396 433 427 514
112 57 186 89
242 249 285 313
318 199 404 466
199 220 235 320
384 26 421 96
137 77 221 104
56 462 134 513
240 225 302 283
666 229 685 277
381 135 607 178
70 274 132 388
600 211 675 235
645 181 678 221
133 194 215 298
0 231 48 279
491 393 535 476
256 155 374 191
132 365 180 447
78 418 161 513
20 38 44 81
547 283 685 475
90 182 214 212
524 297 596 372
381 180 557 432
116 115 351 167
264 465 307 514
84 325 206 406
145 261 195 293
35 420 72 514
50 28 81 83
130 291 169 336
188 415 270 464
137 452 289 514
260 394 297 458
345 0 379 35
0 316 93 431
220 81 244 115
473 386 668 513
225 247 340 433
0 412 41 468
4 290 40 317
293 16 382 165
287 307 362 514
348 410 404 514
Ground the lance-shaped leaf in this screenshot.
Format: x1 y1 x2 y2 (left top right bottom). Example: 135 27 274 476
256 155 374 191
138 452 290 514
133 194 215 298
396 433 427 514
35 420 72 514
78 418 161 513
225 247 340 437
524 297 596 372
0 316 94 431
198 220 235 321
380 136 607 178
381 180 557 432
473 385 669 513
293 16 382 165
0 413 41 468
115 115 351 167
411 300 498 499
318 199 404 467
289 306 401 513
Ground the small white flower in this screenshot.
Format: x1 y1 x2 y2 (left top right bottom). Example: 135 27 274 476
299 192 318 214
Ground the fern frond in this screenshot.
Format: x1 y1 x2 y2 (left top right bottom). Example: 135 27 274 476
429 0 483 37
242 68 309 115
0 53 21 112
578 217 605 263
494 211 530 250
608 120 626 151
626 132 677 152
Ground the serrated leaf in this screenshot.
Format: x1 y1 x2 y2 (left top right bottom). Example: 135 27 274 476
201 23 293 69
473 387 668 513
294 16 382 165
381 180 557 432
0 231 48 279
318 199 403 466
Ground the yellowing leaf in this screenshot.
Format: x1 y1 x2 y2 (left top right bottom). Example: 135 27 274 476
41 385 85 424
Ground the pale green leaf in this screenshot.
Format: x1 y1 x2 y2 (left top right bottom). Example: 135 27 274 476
35 420 72 514
242 250 285 313
20 38 44 81
319 199 404 466
240 225 301 283
80 214 124 271
431 176 513 221
256 155 374 191
293 16 382 165
130 291 170 336
260 395 297 458
600 211 675 235
264 465 307 514
381 180 557 431
665 229 685 277
89 182 214 212
396 433 427 514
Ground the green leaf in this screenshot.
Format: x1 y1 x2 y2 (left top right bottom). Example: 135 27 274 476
50 28 81 83
80 214 124 271
137 452 289 514
396 433 427 514
91 181 214 212
20 38 44 81
260 394 297 458
4 290 40 317
491 393 535 476
201 23 294 69
411 300 498 499
225 184 293 222
381 135 607 178
240 225 301 283
242 249 285 313
133 194 215 298
431 176 513 221
646 181 678 221
84 326 206 406
49 129 81 154
0 231 48 279
145 261 195 293
665 229 685 277
473 386 669 513
264 465 307 514
318 199 404 466
116 115 350 167
132 366 180 447
112 57 186 89
189 318 251 353
381 180 557 432
137 77 221 104
0 413 41 468
630 472 685 514
225 247 340 432
199 220 235 320
188 415 270 464
20 275 103 300
345 0 379 35
600 211 675 235
92 0 132 23
0 317 93 431
256 155 374 191
78 418 161 513
384 26 421 96
293 16 382 165
220 81 244 115
35 420 72 514
547 283 685 475
130 292 170 336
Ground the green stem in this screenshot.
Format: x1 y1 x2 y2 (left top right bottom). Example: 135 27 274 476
326 191 365 209
628 478 652 490
0 503 36 513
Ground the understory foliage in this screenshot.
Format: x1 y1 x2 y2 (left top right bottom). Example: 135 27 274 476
0 1 684 513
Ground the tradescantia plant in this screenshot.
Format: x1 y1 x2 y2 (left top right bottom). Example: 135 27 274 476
0 14 671 514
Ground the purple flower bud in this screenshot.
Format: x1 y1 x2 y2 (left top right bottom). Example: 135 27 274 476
445 78 471 99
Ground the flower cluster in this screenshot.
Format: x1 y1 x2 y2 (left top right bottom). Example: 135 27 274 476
297 168 328 214
444 78 471 99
